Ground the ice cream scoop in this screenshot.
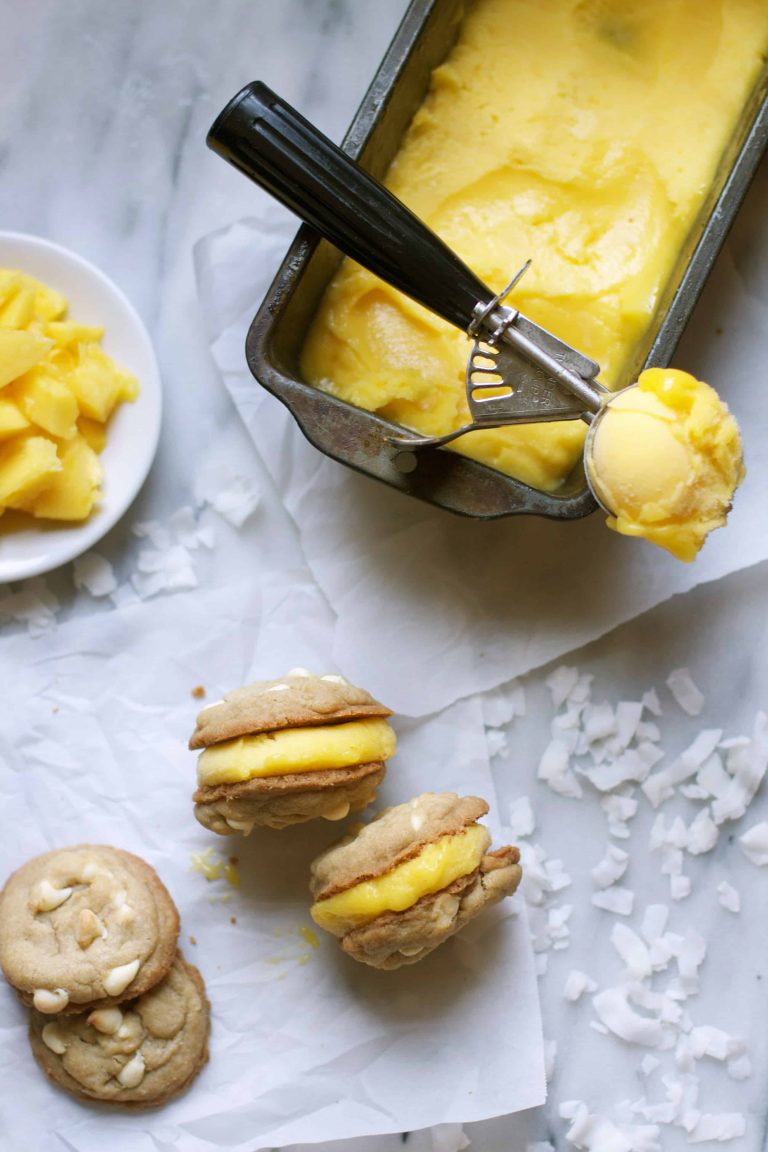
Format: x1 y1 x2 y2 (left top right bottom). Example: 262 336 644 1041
584 368 745 561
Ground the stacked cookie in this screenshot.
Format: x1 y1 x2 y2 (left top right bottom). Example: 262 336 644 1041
0 845 209 1108
190 670 522 971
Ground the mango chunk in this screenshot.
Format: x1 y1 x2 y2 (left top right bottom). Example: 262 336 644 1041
0 328 52 389
67 345 139 421
76 415 107 454
0 283 36 329
12 367 79 440
0 399 30 438
28 437 102 520
46 321 105 348
0 436 61 508
0 269 139 527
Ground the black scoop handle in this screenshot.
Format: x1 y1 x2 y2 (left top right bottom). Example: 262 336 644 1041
206 82 494 332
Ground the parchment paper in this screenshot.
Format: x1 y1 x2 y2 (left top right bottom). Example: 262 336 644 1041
193 157 768 717
0 575 544 1151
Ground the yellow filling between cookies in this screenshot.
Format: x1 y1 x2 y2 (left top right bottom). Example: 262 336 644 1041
196 718 396 786
310 824 489 935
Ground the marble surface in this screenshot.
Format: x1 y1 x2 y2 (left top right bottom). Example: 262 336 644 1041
2 2 768 1150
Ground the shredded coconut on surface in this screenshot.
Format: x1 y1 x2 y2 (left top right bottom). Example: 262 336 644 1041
493 660 762 1150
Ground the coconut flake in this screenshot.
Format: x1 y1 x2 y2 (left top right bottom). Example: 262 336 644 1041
592 988 675 1049
0 579 59 636
591 845 629 889
481 680 526 727
641 905 669 945
564 970 598 1002
610 924 652 980
508 796 536 839
601 793 639 839
430 1124 469 1152
582 701 616 745
688 1026 744 1062
639 1055 660 1077
546 666 580 710
669 875 691 901
72 552 117 597
666 669 705 717
716 882 740 913
687 1113 746 1143
538 739 583 798
643 733 722 809
675 930 707 983
712 713 768 825
738 821 768 866
694 754 731 800
584 749 653 792
686 809 719 856
591 888 635 915
204 476 261 527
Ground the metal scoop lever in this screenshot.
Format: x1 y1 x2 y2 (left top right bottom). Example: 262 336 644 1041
207 82 609 442
397 263 608 449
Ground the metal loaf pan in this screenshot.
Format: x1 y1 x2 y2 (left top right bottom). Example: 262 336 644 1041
245 0 768 520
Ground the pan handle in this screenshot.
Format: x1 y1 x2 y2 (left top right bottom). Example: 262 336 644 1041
207 81 494 333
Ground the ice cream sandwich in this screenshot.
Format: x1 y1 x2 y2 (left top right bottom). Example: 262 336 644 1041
309 792 521 969
191 669 396 833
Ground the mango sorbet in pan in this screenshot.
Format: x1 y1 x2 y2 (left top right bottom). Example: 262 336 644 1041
302 0 768 493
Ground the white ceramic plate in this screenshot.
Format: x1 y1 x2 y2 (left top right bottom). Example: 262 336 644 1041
0 232 162 582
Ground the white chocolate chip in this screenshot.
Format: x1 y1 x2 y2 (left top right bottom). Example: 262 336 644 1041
410 813 424 832
31 879 73 913
41 1023 68 1055
321 674 347 685
110 887 128 908
286 667 311 678
87 1007 123 1035
77 909 107 949
324 800 351 821
266 683 290 693
113 902 135 926
399 946 424 957
225 818 254 834
82 862 114 883
116 1021 134 1040
33 988 70 1014
103 959 140 997
117 1050 145 1088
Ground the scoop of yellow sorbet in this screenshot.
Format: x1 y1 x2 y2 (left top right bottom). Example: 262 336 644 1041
586 368 744 562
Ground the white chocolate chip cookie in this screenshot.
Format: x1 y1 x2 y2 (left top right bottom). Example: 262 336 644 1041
0 845 180 1013
29 952 209 1107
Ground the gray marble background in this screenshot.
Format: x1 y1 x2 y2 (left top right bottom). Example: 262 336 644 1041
2 2 768 1150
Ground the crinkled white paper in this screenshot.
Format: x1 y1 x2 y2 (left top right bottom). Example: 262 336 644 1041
193 171 768 718
0 577 544 1151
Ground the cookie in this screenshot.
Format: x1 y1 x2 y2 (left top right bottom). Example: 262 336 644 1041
0 845 180 1015
191 669 395 833
309 792 522 969
29 951 209 1108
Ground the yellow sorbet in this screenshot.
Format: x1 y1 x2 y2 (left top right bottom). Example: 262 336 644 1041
196 717 396 786
311 823 490 935
301 0 768 492
586 368 744 561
